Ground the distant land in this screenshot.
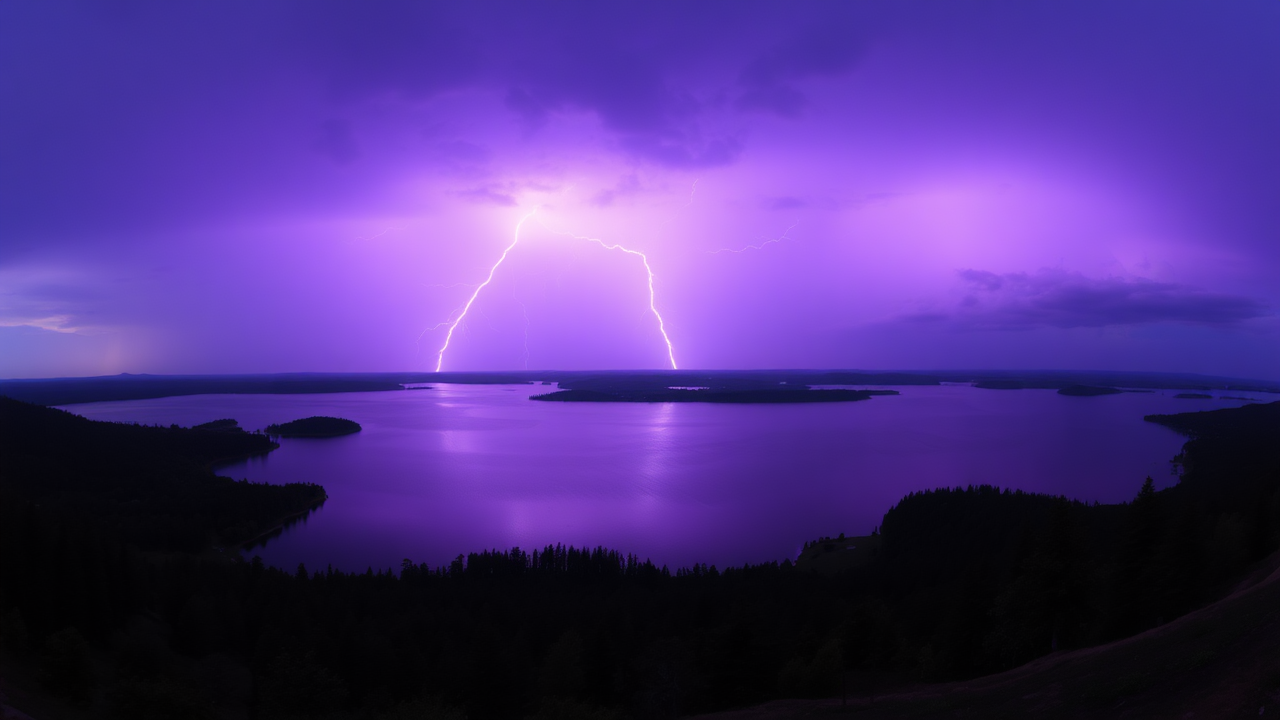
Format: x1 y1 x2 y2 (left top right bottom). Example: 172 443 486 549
1056 385 1126 396
0 369 1275 406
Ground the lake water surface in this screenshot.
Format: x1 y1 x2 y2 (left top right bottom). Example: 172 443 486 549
62 384 1262 571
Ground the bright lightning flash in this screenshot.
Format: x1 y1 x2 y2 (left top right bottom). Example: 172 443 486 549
540 223 678 371
433 210 679 372
434 210 539 372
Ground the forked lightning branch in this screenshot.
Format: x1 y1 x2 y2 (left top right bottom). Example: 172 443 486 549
432 210 678 372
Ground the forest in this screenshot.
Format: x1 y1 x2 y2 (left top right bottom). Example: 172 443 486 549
1 396 1278 719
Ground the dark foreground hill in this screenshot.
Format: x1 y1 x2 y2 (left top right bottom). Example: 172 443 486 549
0 397 1277 719
694 554 1280 719
0 397 326 551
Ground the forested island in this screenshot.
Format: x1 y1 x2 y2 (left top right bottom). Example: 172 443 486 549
1 396 1279 718
532 388 896 403
265 416 362 438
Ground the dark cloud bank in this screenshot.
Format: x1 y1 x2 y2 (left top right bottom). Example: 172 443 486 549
910 269 1270 330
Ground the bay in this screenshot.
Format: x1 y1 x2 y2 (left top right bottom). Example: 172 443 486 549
61 384 1261 571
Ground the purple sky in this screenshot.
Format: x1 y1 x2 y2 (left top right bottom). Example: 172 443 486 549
2 2 1278 379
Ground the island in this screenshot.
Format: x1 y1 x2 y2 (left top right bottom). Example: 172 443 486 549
1174 392 1214 399
531 387 898 403
264 416 362 437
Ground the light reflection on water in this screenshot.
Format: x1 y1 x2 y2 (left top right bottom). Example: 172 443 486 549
61 385 1262 571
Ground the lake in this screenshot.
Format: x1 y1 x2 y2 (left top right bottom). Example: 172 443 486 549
61 384 1262 572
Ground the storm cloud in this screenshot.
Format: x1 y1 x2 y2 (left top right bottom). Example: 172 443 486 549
2 1 1278 378
912 269 1271 330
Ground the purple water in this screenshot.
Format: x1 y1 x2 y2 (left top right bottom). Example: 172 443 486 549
61 384 1263 572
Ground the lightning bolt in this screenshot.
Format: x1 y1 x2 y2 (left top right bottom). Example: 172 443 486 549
709 222 798 254
415 286 478 351
432 209 679 372
434 210 539 372
539 222 677 370
684 179 699 207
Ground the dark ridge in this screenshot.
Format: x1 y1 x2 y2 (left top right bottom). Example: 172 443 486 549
1057 385 1125 396
264 416 361 438
1174 392 1214 399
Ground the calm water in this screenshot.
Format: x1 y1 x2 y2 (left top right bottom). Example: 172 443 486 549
62 384 1263 571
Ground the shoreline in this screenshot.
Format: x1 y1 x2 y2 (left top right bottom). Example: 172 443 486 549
233 495 329 554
